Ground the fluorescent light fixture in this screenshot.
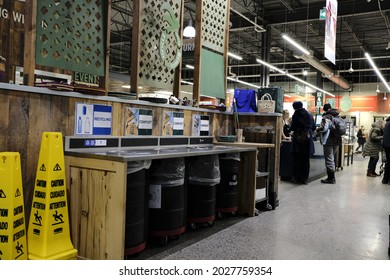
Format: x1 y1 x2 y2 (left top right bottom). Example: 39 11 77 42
185 64 195 69
121 85 131 89
228 52 243 60
181 80 194 85
282 34 310 55
183 19 196 38
256 58 335 97
256 58 286 74
227 77 261 89
365 52 390 92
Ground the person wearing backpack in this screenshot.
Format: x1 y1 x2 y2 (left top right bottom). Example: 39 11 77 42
316 103 346 184
362 120 384 177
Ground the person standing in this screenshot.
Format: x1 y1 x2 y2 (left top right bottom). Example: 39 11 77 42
382 117 390 184
289 101 316 185
363 120 384 177
355 126 366 153
282 109 291 140
316 103 343 184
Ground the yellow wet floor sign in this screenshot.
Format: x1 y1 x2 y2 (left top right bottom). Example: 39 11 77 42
0 152 27 260
28 132 77 260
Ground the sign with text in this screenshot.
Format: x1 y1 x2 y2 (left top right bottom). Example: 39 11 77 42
75 103 112 135
162 111 184 136
125 107 153 136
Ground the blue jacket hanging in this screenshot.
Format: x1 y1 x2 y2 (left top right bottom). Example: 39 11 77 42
233 89 257 112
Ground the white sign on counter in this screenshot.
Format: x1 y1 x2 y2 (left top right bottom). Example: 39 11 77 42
125 107 153 135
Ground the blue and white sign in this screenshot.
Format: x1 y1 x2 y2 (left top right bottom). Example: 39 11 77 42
75 103 112 135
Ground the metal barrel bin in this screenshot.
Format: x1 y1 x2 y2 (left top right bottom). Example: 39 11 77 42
216 153 240 217
187 155 220 229
125 161 151 257
148 158 186 245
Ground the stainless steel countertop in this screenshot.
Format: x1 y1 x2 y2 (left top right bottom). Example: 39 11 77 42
64 144 257 162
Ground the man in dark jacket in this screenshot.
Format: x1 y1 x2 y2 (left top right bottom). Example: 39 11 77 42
316 103 342 184
381 116 390 184
289 101 316 184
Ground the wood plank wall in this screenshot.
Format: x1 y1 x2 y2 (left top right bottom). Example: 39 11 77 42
0 88 241 223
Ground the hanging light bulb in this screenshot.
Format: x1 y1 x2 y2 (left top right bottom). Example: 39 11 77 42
384 93 387 100
348 61 354 73
183 19 196 38
376 84 380 93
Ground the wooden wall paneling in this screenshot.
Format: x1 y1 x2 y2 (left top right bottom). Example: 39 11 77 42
112 102 124 136
0 91 10 148
183 109 192 136
238 150 256 216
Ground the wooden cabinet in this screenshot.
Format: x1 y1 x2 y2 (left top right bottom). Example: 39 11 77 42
65 156 127 260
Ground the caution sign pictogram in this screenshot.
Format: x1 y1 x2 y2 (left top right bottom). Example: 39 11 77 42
27 132 77 260
0 152 27 260
39 164 46 172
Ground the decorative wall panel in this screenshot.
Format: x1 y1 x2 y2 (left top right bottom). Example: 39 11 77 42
36 0 106 76
137 0 183 92
201 0 228 54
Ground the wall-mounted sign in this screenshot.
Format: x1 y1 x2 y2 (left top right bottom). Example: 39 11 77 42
315 91 324 108
75 103 112 135
192 114 210 136
125 107 153 136
74 72 99 86
162 111 184 136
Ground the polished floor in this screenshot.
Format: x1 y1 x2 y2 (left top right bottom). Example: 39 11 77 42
139 154 390 260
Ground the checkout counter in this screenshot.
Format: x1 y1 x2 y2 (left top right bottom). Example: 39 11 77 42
279 139 326 182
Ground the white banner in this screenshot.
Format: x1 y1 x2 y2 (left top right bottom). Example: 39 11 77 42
324 0 338 64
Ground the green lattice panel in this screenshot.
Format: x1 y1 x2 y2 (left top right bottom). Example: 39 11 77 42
138 0 183 92
36 0 106 76
202 0 228 54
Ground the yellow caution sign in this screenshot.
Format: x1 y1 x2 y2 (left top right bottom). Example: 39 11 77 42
27 132 77 260
0 152 27 260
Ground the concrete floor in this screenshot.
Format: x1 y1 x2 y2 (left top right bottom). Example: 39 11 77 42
140 154 390 260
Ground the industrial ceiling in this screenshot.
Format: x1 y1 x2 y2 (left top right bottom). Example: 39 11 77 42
109 0 390 94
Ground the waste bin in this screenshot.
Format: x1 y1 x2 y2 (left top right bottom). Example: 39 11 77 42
125 161 151 257
216 153 240 217
187 155 220 229
148 158 186 245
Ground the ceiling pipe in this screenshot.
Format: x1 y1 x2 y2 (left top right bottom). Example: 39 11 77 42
297 53 351 90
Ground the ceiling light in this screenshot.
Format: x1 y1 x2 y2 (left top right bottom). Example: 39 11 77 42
383 94 387 100
183 19 195 38
228 52 243 60
365 52 390 92
349 61 354 73
282 34 310 55
376 84 380 93
256 58 335 97
185 64 194 69
302 69 308 76
386 42 390 50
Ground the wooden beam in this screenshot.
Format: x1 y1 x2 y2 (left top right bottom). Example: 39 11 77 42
192 0 204 107
23 0 37 86
130 0 141 96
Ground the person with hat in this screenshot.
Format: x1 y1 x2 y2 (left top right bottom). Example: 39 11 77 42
289 101 316 184
316 103 342 184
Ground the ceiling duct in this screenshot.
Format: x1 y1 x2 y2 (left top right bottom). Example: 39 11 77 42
297 53 351 90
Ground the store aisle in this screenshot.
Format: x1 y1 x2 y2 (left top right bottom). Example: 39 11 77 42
147 154 390 260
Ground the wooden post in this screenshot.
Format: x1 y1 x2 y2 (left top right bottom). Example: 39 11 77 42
103 0 113 93
173 1 185 98
23 0 37 86
192 0 204 107
130 0 141 96
224 0 231 101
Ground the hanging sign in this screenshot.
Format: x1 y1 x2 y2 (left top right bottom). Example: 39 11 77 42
324 0 338 64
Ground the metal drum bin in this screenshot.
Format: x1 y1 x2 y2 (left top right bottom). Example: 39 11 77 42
124 161 151 257
148 158 186 245
216 153 240 218
187 155 220 230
